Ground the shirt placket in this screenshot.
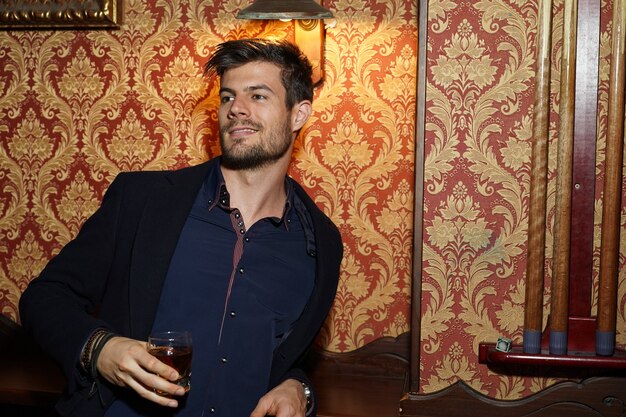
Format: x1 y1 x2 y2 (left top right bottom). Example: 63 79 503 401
208 205 247 415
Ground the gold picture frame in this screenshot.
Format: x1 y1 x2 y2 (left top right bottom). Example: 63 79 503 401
0 0 123 30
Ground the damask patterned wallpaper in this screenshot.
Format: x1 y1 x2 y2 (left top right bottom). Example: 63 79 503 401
0 0 623 400
421 0 626 398
423 0 541 395
0 0 416 353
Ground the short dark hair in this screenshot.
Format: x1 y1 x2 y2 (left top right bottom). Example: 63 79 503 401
204 38 314 109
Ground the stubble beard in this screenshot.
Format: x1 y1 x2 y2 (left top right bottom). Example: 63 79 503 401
219 119 293 171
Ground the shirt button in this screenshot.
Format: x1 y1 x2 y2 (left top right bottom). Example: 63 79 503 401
220 357 228 364
239 228 245 234
245 237 250 242
210 407 216 413
239 268 244 274
230 311 236 317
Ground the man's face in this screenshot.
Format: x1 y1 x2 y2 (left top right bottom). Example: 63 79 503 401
218 61 295 170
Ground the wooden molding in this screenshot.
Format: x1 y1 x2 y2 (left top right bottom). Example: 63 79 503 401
308 333 409 417
307 332 410 379
400 377 626 417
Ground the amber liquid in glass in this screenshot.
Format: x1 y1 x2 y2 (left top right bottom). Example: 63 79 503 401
148 345 193 393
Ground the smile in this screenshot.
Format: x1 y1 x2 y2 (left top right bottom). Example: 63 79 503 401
227 122 260 139
230 127 257 134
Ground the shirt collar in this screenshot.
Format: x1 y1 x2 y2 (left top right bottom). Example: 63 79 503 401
204 159 294 228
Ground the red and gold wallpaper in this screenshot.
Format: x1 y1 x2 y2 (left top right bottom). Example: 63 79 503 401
0 0 416 356
421 0 626 398
0 0 624 401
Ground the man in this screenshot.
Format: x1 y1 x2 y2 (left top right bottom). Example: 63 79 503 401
19 39 343 417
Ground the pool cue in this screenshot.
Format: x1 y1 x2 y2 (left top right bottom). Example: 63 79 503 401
596 0 626 356
550 0 578 355
524 0 553 354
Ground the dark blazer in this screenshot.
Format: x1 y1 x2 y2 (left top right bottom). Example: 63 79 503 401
19 158 343 417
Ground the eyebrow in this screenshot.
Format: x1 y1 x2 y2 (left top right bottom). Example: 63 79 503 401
219 84 276 95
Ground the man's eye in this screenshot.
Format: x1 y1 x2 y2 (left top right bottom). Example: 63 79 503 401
252 94 266 101
220 96 234 104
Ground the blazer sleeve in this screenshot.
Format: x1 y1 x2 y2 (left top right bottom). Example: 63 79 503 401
19 174 129 393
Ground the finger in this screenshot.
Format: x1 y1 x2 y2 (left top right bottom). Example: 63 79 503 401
109 351 184 399
147 373 186 397
274 404 298 417
125 357 185 398
140 349 180 382
249 398 271 417
124 375 181 408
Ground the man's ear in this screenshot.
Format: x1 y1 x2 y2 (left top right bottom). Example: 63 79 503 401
291 100 312 132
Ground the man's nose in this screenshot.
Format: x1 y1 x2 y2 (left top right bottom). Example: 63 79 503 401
227 96 249 119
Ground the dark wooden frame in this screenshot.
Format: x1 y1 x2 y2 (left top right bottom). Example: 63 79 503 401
409 0 429 395
0 0 123 29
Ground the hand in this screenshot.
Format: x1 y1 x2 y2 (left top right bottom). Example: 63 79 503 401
96 336 185 407
249 378 307 417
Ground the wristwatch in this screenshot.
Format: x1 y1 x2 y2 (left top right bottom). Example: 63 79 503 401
301 382 312 412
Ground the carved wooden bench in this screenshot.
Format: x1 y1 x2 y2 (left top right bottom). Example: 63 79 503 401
307 334 408 417
0 314 408 417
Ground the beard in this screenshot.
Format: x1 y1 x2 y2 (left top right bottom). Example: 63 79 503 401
219 118 293 171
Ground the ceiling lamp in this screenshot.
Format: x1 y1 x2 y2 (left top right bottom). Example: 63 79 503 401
236 1 334 85
236 0 333 20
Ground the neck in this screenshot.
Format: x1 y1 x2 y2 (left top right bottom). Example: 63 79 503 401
221 158 290 227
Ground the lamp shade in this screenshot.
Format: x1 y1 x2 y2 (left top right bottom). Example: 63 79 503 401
236 0 333 20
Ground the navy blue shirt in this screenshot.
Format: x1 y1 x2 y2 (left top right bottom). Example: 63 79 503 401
105 162 316 416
